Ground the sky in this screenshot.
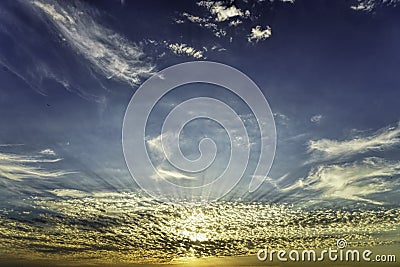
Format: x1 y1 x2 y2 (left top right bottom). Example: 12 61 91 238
0 0 400 207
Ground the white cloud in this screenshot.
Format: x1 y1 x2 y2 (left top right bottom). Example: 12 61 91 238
248 26 272 43
197 1 248 22
146 134 166 162
209 3 245 22
154 167 195 180
277 123 400 205
350 0 375 11
182 12 208 24
301 158 400 204
310 114 323 124
32 0 155 86
146 134 197 181
39 148 56 156
350 0 400 12
0 151 69 180
308 124 400 160
181 12 226 38
168 43 204 59
229 19 242 27
178 1 295 44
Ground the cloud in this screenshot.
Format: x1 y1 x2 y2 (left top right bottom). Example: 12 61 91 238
32 0 155 86
146 134 166 162
182 12 208 24
300 158 400 204
350 1 375 11
146 135 196 180
308 124 400 160
0 144 24 147
39 149 56 156
310 114 323 124
349 0 400 12
181 12 226 38
0 150 70 180
248 26 272 43
229 19 242 27
273 112 290 126
154 167 195 180
168 43 204 59
50 189 90 198
277 122 400 206
204 2 247 22
176 0 301 44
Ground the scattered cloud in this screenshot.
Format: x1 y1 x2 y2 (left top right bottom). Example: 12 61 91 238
181 12 227 38
32 0 155 86
198 1 248 22
310 114 323 124
176 1 287 43
350 1 375 11
182 12 208 24
248 26 272 43
168 43 204 59
308 124 400 160
350 0 400 12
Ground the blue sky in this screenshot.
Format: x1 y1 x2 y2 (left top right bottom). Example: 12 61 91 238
0 0 399 207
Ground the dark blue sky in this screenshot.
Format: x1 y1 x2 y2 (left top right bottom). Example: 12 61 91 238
0 0 399 206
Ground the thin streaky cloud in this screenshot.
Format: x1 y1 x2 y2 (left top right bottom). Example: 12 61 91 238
0 151 72 180
303 157 400 205
308 124 400 160
32 0 155 86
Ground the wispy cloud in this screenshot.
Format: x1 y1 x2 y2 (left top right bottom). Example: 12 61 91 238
308 124 400 160
153 167 195 180
0 150 70 180
39 148 56 156
300 158 400 204
32 0 155 86
277 123 400 205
